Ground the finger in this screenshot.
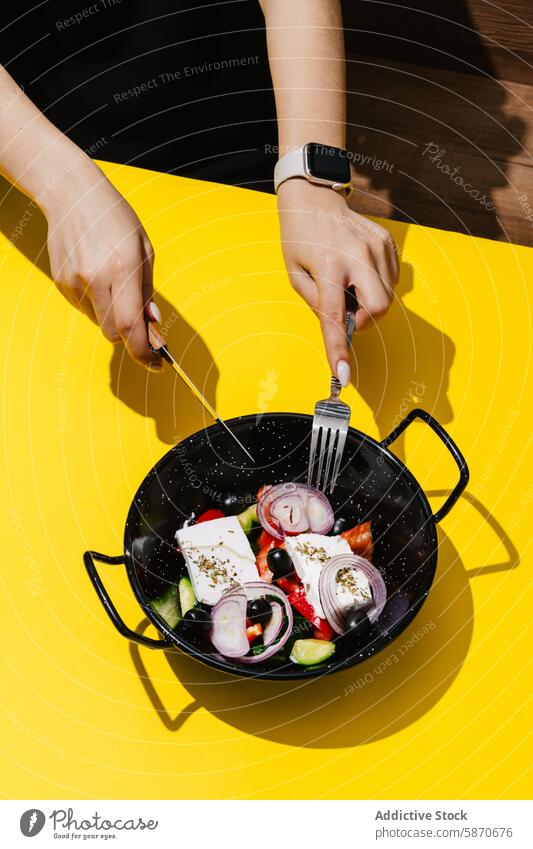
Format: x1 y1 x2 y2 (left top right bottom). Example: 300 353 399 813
111 249 161 369
89 284 120 342
141 237 155 318
288 265 319 312
314 260 351 384
348 246 391 332
56 280 97 324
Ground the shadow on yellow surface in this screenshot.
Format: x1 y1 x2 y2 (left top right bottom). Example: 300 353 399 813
108 291 219 445
129 493 517 749
0 178 219 446
0 178 51 275
352 231 455 463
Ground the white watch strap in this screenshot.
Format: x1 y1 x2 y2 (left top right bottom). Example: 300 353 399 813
274 146 306 192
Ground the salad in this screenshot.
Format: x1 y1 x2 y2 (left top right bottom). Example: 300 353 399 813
150 482 386 668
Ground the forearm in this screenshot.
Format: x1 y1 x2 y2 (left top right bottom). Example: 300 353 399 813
0 65 96 211
259 0 346 151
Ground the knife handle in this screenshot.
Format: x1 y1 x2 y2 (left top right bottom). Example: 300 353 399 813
147 320 166 352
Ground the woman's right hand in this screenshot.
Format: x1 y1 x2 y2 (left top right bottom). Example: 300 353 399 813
43 156 162 370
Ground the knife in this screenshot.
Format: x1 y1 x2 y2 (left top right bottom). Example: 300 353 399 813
147 321 255 463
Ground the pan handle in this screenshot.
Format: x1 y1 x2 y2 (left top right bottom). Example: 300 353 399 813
381 408 469 523
83 550 173 649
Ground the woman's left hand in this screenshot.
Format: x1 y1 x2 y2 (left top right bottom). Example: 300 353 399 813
277 178 399 385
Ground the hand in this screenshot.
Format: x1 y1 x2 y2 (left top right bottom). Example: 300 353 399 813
277 178 399 384
43 157 162 369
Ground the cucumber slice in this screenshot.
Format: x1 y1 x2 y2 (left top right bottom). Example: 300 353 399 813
289 639 335 666
150 585 179 629
237 502 258 532
178 576 197 616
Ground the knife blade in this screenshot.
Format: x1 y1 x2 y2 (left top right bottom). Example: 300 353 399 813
148 321 254 463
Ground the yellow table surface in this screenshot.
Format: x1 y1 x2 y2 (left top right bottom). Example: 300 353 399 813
0 161 531 800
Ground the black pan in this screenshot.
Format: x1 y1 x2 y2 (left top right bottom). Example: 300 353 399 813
84 409 468 680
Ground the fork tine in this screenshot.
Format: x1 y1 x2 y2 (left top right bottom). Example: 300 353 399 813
329 426 348 493
315 426 329 491
307 422 320 487
322 428 338 492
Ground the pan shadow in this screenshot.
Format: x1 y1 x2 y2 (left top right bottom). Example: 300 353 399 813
128 493 517 748
108 293 219 445
351 225 454 463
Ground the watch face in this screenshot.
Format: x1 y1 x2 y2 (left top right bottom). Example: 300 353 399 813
306 143 351 184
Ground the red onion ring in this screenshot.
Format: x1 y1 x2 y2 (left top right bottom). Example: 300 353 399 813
210 581 293 664
262 601 284 646
209 589 249 657
257 483 334 540
318 554 387 634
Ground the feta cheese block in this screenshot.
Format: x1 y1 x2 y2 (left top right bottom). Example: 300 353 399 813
284 533 352 618
334 565 372 614
176 516 259 606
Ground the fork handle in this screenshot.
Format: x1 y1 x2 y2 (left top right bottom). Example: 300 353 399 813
330 310 356 397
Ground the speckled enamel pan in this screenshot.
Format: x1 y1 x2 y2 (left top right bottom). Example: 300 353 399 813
84 409 468 680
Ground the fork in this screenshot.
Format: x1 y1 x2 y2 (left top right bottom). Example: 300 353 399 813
307 310 356 493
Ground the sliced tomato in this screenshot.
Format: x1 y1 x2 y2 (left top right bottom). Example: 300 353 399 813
255 541 276 583
287 586 334 641
340 520 374 560
275 575 301 594
246 622 263 642
195 508 225 524
257 529 277 549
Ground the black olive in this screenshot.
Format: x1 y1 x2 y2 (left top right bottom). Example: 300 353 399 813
247 598 271 626
344 605 372 637
181 607 210 632
267 547 294 579
332 516 349 535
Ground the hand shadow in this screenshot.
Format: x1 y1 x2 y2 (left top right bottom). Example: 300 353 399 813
128 492 517 748
108 292 219 445
351 223 454 462
0 177 51 275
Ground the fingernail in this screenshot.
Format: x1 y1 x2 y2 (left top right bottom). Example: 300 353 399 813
337 360 350 387
148 301 161 323
147 362 162 373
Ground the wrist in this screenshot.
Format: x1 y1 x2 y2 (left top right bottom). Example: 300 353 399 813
31 143 104 217
277 177 350 209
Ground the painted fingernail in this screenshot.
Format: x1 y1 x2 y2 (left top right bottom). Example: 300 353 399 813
337 360 350 387
148 301 161 323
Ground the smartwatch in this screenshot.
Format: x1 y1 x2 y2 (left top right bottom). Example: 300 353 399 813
274 142 352 194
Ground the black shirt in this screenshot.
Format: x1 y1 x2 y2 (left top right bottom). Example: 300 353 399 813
1 0 277 189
